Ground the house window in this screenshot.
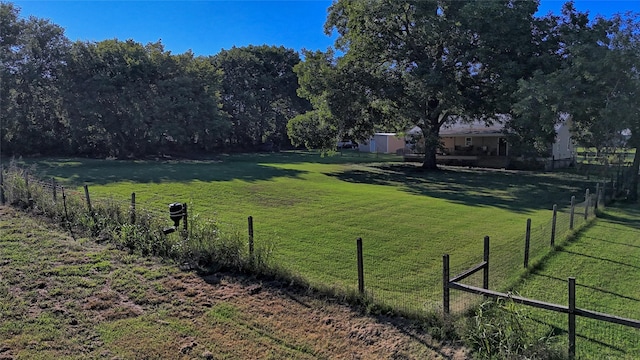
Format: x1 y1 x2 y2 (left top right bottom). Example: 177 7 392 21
465 137 472 146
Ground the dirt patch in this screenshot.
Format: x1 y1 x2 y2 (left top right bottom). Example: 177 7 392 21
0 205 469 359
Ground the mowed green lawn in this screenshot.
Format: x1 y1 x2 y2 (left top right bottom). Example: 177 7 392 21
514 204 640 359
28 151 596 313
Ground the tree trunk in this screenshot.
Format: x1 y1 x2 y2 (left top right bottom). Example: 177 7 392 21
422 151 438 170
628 145 640 202
420 121 441 171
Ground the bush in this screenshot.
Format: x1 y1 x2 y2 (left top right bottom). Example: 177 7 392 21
463 298 565 359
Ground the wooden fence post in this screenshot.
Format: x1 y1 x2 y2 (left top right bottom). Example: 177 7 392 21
570 196 576 230
551 204 557 247
130 192 136 225
357 237 364 295
568 277 576 359
483 236 490 290
524 218 531 268
584 188 590 220
83 184 92 213
248 216 254 258
52 178 57 204
443 254 450 314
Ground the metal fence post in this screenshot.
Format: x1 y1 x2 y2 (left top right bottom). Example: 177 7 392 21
551 204 557 247
357 237 364 294
524 218 531 268
248 216 254 258
443 254 450 314
483 236 490 290
568 277 576 359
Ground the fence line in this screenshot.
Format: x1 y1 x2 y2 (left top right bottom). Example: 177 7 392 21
444 249 640 358
2 163 637 353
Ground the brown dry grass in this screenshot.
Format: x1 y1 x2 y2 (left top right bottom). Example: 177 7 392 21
0 205 469 359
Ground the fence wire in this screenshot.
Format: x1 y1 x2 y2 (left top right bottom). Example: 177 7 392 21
3 166 638 357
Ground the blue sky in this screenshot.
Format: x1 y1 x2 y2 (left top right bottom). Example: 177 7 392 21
11 1 640 56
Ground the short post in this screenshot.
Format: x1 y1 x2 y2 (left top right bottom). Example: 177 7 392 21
483 236 490 290
570 196 576 230
551 204 557 247
83 184 92 213
443 254 450 314
524 218 531 268
248 216 254 258
584 188 590 220
130 192 136 225
52 178 57 203
356 237 364 295
595 183 600 210
568 277 576 359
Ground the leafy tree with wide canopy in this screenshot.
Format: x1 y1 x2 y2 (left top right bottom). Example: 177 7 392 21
511 4 640 200
292 0 554 169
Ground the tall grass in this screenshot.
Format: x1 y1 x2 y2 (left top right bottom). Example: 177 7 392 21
1 159 271 274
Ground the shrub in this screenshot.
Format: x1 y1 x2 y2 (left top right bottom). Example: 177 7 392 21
463 298 565 359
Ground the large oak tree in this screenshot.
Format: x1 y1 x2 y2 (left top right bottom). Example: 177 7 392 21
293 0 551 169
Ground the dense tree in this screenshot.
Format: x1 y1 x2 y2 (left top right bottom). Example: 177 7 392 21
294 0 548 169
511 4 640 200
1 2 70 155
212 45 311 151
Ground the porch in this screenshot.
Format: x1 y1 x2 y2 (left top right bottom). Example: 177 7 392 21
404 154 510 169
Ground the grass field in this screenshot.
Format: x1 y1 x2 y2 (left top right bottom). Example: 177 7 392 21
0 205 459 359
511 204 640 359
23 151 598 314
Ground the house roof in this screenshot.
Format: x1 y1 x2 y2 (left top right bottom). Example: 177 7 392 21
439 120 505 137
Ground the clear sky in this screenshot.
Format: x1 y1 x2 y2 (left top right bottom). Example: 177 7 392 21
10 1 640 57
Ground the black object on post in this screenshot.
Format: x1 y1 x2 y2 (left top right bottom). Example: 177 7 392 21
163 202 184 234
170 203 184 227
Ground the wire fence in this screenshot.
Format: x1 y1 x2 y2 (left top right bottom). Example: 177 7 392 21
1 161 638 357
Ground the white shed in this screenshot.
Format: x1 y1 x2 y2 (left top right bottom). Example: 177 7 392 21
358 133 406 154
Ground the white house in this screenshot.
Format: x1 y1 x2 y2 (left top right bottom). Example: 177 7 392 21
405 116 576 169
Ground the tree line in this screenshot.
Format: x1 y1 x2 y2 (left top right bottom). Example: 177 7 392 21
0 2 311 158
3 1 640 199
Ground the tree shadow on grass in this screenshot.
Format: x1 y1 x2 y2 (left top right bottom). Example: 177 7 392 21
530 272 640 303
328 164 594 214
32 158 308 185
598 209 640 230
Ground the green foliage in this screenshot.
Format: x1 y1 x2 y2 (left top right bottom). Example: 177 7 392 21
463 299 564 359
211 45 311 150
297 0 546 168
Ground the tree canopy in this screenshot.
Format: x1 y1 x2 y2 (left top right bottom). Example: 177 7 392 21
293 0 553 169
511 4 640 199
0 3 307 158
